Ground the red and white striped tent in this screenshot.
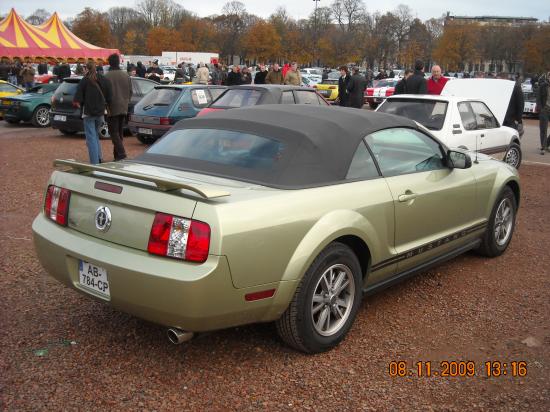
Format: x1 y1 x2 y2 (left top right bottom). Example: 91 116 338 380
0 8 118 62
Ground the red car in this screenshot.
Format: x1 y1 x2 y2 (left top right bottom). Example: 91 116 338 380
364 78 399 109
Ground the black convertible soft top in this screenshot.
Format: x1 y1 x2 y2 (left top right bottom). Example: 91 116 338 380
136 105 420 188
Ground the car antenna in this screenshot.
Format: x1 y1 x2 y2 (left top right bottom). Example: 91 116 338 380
474 133 479 164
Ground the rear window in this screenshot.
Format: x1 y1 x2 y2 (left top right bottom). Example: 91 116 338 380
139 88 181 107
146 128 286 170
377 99 448 131
211 89 262 108
374 79 398 88
54 81 78 96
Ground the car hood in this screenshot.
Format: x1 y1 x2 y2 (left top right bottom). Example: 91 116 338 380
441 79 514 125
6 93 42 102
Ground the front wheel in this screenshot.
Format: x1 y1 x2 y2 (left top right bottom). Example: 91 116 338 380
276 242 362 353
503 143 521 169
476 186 517 257
136 134 157 145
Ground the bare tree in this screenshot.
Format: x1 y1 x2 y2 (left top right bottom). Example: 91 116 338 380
136 0 187 28
331 0 365 32
26 9 51 25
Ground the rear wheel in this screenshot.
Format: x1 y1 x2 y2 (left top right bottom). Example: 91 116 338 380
276 242 362 353
136 134 157 145
503 143 521 169
59 129 77 135
476 186 517 257
31 105 51 127
99 121 110 140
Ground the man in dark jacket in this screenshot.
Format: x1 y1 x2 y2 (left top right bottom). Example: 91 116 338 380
105 53 132 161
338 66 351 107
226 66 242 86
347 67 367 109
394 69 413 95
406 60 428 94
57 61 72 81
73 61 112 165
536 71 550 154
254 64 268 84
136 61 146 78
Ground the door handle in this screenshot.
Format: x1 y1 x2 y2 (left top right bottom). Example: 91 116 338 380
480 133 485 137
398 192 418 202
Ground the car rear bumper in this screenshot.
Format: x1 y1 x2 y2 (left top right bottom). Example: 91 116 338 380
50 110 83 132
128 121 171 138
32 214 291 331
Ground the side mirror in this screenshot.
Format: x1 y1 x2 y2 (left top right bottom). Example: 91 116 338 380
448 150 472 169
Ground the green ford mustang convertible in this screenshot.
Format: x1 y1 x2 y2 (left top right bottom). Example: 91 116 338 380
32 105 520 353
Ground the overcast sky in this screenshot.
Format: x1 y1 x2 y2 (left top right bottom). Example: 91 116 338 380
2 0 548 22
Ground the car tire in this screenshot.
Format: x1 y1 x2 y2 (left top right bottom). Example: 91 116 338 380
276 242 363 353
136 134 157 145
503 143 521 169
476 186 517 257
369 102 378 110
59 129 77 135
31 105 51 127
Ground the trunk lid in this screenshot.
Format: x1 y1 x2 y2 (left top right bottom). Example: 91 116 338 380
51 79 80 114
52 160 230 252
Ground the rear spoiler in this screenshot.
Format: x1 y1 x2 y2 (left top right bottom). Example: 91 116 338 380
53 159 230 199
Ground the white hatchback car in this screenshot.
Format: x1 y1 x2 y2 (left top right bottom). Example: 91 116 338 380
376 79 522 168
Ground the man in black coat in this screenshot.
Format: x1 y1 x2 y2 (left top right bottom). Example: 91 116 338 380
405 60 427 94
347 67 367 109
254 64 268 84
226 66 242 86
338 66 351 107
536 71 550 154
393 69 413 95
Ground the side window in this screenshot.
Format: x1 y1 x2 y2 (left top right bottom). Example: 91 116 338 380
365 128 445 177
294 90 321 105
210 88 225 102
191 89 212 108
137 79 156 96
281 91 295 104
346 141 379 180
131 79 141 96
470 101 499 129
458 102 477 131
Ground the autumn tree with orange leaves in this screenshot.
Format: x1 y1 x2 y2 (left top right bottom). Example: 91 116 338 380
71 8 113 49
432 23 480 71
146 27 184 55
242 21 282 62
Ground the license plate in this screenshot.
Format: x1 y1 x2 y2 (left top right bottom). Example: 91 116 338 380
139 127 153 135
2 100 12 105
54 114 66 121
79 260 110 298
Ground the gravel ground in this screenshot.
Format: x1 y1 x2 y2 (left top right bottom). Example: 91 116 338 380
1 124 549 411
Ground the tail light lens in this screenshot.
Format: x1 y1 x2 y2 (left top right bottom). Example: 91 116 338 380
367 89 374 96
44 185 71 226
329 86 336 89
148 213 210 263
159 117 171 125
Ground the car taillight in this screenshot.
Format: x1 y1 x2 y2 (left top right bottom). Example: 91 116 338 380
148 213 210 263
44 185 71 226
386 89 394 97
159 117 171 125
313 84 317 88
329 86 336 89
367 89 374 96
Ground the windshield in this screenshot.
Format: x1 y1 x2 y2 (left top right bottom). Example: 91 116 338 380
145 128 286 171
211 89 263 108
378 99 448 131
373 79 398 88
139 87 181 107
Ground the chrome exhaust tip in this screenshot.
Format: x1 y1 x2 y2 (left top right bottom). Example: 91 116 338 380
167 328 194 345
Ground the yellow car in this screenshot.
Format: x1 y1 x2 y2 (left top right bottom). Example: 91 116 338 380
313 72 340 103
0 80 24 118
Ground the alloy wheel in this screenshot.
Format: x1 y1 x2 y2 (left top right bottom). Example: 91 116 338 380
36 107 50 126
494 197 514 246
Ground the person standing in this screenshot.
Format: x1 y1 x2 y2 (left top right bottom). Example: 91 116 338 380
347 67 367 109
284 62 302 86
20 63 35 91
187 64 196 81
145 60 164 83
73 61 112 165
37 61 48 75
254 64 268 84
241 67 252 84
393 69 413 95
75 62 84 75
105 53 132 161
338 66 351 107
58 60 72 80
211 64 221 85
426 65 448 95
136 61 146 78
265 63 283 84
226 66 242 86
196 63 210 85
405 60 428 94
536 70 550 154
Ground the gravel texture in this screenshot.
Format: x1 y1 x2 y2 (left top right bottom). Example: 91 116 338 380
0 123 549 411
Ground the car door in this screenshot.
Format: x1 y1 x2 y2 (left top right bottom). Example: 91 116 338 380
365 127 478 273
469 101 509 154
455 101 480 151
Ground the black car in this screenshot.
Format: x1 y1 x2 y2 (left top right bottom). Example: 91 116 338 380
50 76 158 137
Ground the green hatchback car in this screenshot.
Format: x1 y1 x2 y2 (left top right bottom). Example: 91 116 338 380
32 106 520 353
1 83 59 127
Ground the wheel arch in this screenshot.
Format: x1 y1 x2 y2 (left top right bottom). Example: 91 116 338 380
506 179 520 207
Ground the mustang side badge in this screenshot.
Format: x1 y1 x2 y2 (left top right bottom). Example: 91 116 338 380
95 206 112 232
